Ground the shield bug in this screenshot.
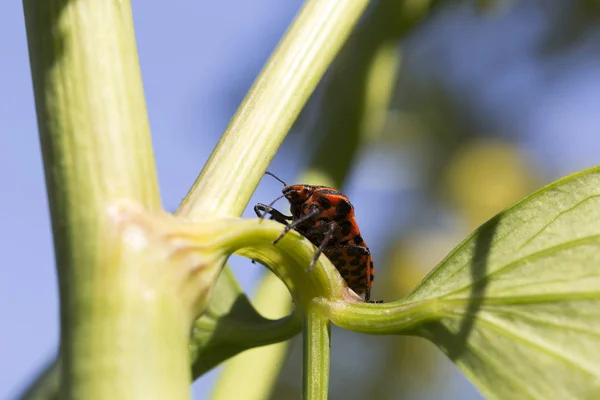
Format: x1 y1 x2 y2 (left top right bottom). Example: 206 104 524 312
254 172 379 302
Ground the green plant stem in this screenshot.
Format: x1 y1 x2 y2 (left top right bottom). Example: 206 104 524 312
23 1 189 399
316 298 435 335
303 308 331 400
177 0 370 220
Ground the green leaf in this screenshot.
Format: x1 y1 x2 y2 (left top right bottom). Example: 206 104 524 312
189 268 300 379
324 166 600 399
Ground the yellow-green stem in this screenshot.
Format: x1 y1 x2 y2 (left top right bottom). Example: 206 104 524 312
303 308 331 400
23 1 189 398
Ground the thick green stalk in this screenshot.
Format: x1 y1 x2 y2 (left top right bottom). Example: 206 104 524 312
303 309 331 400
177 0 370 219
23 1 189 399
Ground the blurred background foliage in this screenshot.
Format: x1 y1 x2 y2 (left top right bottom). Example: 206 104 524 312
219 0 600 399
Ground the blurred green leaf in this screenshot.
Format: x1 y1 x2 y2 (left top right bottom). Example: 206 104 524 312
326 166 600 398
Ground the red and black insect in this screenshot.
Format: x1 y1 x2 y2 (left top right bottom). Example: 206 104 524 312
255 172 378 302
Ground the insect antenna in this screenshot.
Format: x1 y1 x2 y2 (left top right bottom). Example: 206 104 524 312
265 171 287 186
269 193 285 206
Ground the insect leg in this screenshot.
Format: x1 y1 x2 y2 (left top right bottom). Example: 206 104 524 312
302 221 337 241
272 206 321 245
306 222 337 272
251 204 292 265
254 203 293 225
